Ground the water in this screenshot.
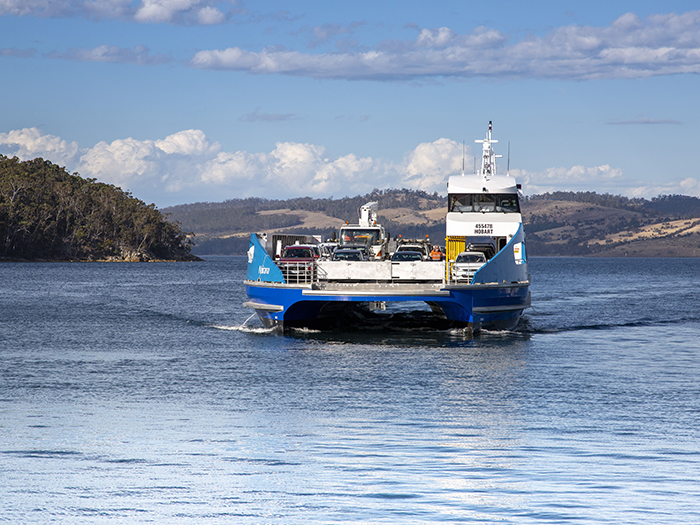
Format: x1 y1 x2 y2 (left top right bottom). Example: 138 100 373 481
1 257 699 524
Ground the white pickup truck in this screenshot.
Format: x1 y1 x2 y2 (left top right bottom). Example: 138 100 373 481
451 251 487 282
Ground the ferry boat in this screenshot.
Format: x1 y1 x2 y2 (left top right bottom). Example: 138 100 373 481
243 122 530 332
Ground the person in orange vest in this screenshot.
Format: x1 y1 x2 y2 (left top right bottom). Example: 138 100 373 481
430 245 442 261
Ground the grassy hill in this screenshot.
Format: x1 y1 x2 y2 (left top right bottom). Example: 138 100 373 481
163 189 700 257
522 193 700 257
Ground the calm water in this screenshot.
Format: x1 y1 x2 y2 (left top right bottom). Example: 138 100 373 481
1 257 699 524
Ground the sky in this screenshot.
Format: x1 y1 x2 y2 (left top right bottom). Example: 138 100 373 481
2 1 700 208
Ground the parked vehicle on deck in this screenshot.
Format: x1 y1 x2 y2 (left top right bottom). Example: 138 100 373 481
338 243 371 260
451 251 487 282
390 251 423 262
277 245 317 283
332 249 366 261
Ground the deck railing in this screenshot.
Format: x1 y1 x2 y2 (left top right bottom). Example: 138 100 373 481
445 260 476 285
279 260 317 284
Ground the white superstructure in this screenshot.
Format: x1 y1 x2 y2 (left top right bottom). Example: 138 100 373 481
446 121 522 253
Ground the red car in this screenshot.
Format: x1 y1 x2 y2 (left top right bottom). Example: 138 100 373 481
277 245 318 283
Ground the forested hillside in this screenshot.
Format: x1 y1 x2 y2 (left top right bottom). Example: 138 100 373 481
164 188 700 257
0 156 198 261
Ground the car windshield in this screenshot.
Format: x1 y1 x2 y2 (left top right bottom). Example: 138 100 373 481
455 253 485 263
340 228 381 245
282 248 313 258
392 252 422 261
333 251 361 261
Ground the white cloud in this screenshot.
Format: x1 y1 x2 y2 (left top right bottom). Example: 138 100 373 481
50 44 171 65
0 0 73 17
0 128 464 204
155 129 219 155
679 178 700 197
8 5 700 79
624 179 700 199
199 150 265 184
199 142 387 196
0 0 235 25
509 164 699 199
83 0 134 19
78 137 159 187
197 5 225 25
3 127 698 205
134 0 194 23
191 10 700 80
416 27 457 48
134 0 227 25
76 129 220 192
402 138 463 191
0 128 81 167
512 165 625 195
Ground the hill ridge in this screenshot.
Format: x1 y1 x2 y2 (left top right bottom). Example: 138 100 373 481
163 190 700 257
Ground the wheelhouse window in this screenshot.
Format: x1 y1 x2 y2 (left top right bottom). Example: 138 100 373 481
448 194 520 213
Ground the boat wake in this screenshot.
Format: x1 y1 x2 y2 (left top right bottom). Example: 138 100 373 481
210 313 277 334
288 327 323 334
211 324 277 334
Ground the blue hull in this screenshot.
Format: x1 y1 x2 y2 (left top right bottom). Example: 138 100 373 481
244 228 530 332
244 281 530 331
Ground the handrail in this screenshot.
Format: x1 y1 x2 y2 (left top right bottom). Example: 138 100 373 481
277 260 317 284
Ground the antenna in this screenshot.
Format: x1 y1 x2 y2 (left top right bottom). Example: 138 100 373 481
507 141 510 175
461 141 465 175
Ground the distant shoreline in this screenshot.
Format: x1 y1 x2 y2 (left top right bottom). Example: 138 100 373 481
0 256 203 263
164 190 700 258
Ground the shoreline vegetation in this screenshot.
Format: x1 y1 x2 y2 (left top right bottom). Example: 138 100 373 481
1 156 200 262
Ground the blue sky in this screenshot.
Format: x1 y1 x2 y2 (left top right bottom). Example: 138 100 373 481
2 1 700 207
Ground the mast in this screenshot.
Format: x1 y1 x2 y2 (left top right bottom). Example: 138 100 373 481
474 121 502 181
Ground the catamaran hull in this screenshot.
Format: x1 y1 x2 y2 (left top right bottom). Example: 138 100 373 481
244 219 530 333
244 281 530 332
